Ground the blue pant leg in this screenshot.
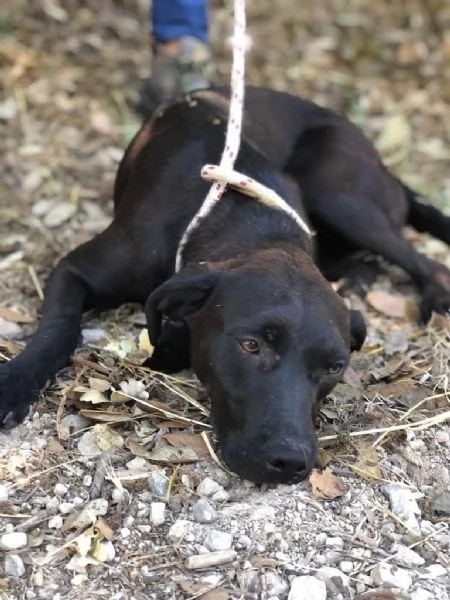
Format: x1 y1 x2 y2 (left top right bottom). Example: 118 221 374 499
151 0 209 43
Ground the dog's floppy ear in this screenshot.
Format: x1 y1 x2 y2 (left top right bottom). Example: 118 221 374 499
349 309 366 352
145 265 219 345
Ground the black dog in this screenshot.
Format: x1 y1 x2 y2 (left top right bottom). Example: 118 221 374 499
1 86 449 484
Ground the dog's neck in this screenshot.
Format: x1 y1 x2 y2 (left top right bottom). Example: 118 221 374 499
175 164 313 271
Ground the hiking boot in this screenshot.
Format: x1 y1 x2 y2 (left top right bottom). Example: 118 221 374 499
136 36 214 117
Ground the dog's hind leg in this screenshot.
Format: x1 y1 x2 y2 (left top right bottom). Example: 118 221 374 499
0 226 158 425
402 183 450 245
311 192 450 321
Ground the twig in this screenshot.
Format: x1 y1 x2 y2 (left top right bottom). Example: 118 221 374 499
28 265 44 300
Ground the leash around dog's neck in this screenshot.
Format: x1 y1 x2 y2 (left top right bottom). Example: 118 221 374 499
175 0 312 272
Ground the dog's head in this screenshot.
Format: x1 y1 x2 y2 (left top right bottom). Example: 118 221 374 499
147 247 365 484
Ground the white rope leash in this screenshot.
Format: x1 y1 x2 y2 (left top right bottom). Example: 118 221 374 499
201 164 312 235
175 0 311 272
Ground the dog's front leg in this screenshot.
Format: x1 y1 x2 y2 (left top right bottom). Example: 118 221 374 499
0 227 152 425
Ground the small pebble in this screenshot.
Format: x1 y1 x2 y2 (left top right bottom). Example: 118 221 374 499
48 515 63 530
83 475 93 487
316 566 349 594
391 542 425 567
0 482 10 502
264 572 288 596
0 532 28 551
192 498 217 523
197 477 223 497
371 563 413 590
204 529 233 551
53 483 68 496
339 561 353 574
288 576 327 600
419 563 447 579
148 471 168 499
59 502 74 514
150 502 166 526
326 536 344 550
168 519 193 542
4 554 26 578
46 497 60 515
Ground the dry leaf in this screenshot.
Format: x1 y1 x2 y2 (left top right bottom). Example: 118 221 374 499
316 449 333 468
148 442 199 464
88 377 111 393
351 443 381 480
138 328 154 355
164 432 209 458
119 379 149 400
0 307 34 323
90 539 115 562
376 113 411 154
309 467 346 500
110 391 130 404
95 518 114 540
79 389 108 405
92 424 124 453
367 291 410 319
178 581 229 600
125 438 152 458
69 526 95 557
79 409 128 423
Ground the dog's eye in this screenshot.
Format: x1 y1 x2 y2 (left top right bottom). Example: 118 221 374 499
327 361 345 376
240 339 260 354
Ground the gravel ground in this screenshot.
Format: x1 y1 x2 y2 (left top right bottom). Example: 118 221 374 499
1 1 450 599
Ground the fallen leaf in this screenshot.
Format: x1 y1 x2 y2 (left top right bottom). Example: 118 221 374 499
79 409 129 423
119 379 149 400
148 442 199 464
376 113 411 154
178 582 229 600
70 527 95 557
350 443 381 480
125 438 152 458
79 389 108 405
164 432 209 458
94 518 114 540
367 291 409 318
90 539 115 562
88 377 111 393
0 306 34 323
316 449 334 468
138 328 154 355
92 424 124 453
309 467 346 500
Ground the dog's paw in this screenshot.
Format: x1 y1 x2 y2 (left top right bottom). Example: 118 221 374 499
420 264 450 323
0 362 38 426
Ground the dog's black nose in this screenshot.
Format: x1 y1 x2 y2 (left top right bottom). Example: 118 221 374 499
265 446 310 480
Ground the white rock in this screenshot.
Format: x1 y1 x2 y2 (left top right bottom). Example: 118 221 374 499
419 563 447 579
59 502 74 514
150 502 166 526
212 488 230 503
96 540 115 562
371 563 413 590
391 543 425 567
192 498 217 523
4 554 26 577
48 515 63 530
204 529 233 551
0 532 28 551
0 482 10 502
264 572 288 596
43 201 77 228
168 519 193 542
71 574 88 586
0 317 21 339
339 561 353 574
83 475 92 487
411 588 435 600
45 497 60 515
325 537 344 551
54 483 69 496
316 566 349 594
382 483 422 534
288 576 327 600
197 477 223 497
77 430 103 458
